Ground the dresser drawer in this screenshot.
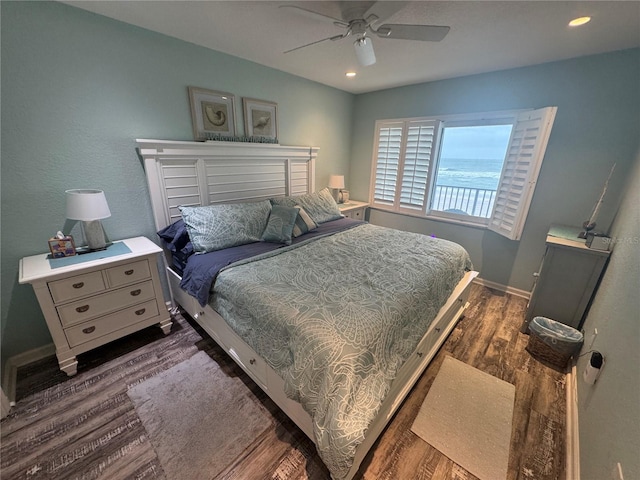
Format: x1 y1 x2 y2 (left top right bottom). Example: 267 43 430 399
105 260 150 288
48 271 106 303
57 280 156 327
64 299 159 348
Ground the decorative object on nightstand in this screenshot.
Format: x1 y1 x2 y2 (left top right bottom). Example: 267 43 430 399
48 231 77 258
19 236 172 376
65 189 112 252
578 163 615 239
328 174 345 203
338 200 369 221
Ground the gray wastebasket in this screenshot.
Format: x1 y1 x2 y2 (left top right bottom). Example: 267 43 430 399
527 316 584 369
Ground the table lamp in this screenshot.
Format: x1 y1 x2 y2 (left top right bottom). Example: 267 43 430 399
65 189 111 251
328 174 345 203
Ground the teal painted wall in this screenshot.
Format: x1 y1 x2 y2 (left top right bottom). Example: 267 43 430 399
349 49 640 292
2 2 639 476
0 2 354 365
576 149 640 480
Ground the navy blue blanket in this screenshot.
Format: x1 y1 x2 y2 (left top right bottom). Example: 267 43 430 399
179 218 365 306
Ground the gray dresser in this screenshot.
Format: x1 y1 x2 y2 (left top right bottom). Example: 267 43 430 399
524 225 610 332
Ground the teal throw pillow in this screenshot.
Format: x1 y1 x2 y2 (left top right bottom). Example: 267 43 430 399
261 205 299 245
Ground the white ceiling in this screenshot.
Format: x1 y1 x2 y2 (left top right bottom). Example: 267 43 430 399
65 1 640 94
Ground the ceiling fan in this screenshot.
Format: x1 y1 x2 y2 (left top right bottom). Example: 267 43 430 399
280 1 450 66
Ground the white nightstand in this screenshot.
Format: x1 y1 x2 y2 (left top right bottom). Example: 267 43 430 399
19 236 172 376
338 200 369 220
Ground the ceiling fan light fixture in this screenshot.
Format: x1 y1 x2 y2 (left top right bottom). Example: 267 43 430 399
354 37 376 66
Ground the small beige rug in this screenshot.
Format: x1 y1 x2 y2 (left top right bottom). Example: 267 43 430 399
128 351 272 479
411 356 515 480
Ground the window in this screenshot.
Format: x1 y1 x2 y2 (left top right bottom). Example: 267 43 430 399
430 121 512 220
369 107 557 240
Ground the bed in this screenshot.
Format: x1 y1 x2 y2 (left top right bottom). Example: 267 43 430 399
137 139 478 480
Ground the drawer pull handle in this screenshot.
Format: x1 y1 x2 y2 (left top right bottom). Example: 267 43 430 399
76 305 90 313
135 308 146 316
249 358 256 365
82 326 96 334
125 269 134 276
72 282 85 289
130 289 142 296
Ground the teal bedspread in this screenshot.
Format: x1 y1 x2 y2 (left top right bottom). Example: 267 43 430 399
211 223 472 479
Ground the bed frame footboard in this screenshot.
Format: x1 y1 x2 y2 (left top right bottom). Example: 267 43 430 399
168 266 477 479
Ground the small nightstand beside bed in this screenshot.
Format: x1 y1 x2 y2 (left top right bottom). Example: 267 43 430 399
138 140 478 480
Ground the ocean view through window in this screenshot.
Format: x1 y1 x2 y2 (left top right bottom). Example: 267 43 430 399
431 124 512 219
369 107 557 240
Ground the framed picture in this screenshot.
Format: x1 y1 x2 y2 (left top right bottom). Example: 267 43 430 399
188 86 236 140
243 98 278 140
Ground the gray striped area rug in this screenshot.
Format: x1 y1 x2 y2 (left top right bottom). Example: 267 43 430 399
127 351 273 479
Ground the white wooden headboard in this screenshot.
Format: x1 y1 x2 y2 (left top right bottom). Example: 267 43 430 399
137 139 319 231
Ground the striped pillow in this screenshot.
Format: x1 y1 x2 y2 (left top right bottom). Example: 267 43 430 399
292 205 318 237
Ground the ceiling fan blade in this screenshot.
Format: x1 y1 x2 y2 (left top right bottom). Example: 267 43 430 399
363 1 408 27
376 24 450 42
283 34 346 54
278 5 349 28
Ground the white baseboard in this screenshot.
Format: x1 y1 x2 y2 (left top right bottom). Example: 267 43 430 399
566 363 580 480
2 343 56 403
472 277 531 300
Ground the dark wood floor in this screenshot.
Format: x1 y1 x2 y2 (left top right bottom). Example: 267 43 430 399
1 285 566 480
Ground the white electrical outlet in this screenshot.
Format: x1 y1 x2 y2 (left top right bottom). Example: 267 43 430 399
612 462 624 480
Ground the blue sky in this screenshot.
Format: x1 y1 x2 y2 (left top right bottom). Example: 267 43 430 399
440 125 512 160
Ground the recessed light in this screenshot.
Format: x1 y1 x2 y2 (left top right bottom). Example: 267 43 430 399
569 16 591 27
345 71 357 78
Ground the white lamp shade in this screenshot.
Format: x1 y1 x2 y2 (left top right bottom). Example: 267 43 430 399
65 189 111 221
354 37 376 66
328 175 345 189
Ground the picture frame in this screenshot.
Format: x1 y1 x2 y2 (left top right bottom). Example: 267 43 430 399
243 98 278 140
188 86 236 140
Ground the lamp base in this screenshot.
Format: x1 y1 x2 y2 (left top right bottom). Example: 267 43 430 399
82 220 108 251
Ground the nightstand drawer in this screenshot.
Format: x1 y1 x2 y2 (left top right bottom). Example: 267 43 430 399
57 280 156 327
65 299 159 348
48 271 106 303
105 260 151 287
351 208 365 220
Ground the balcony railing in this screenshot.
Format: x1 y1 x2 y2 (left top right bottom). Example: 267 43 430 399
432 185 497 218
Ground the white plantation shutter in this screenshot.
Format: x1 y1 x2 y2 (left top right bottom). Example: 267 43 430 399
400 121 436 210
489 107 557 240
373 122 403 205
371 119 438 212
